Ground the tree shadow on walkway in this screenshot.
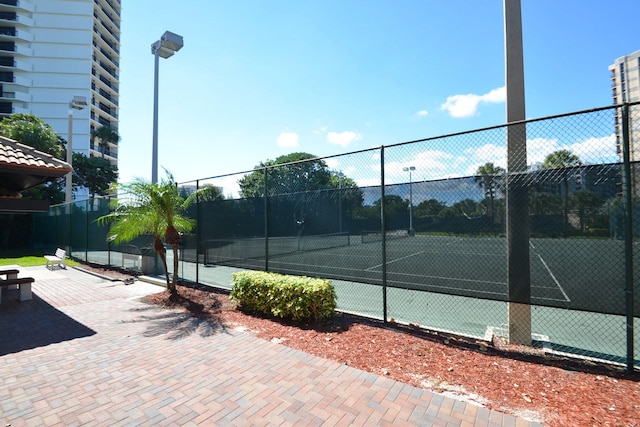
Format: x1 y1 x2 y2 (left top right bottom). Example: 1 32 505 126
124 288 230 340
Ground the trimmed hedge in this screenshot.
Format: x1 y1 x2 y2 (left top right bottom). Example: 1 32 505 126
230 271 337 323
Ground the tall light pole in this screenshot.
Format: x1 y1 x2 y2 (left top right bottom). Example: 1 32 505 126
151 30 184 183
403 166 416 236
65 95 88 204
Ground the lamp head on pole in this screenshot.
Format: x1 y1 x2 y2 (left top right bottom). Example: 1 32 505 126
403 166 416 172
69 95 88 110
151 31 184 59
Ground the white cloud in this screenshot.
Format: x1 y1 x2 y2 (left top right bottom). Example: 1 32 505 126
416 110 429 117
383 150 466 183
327 131 362 147
276 131 299 147
313 125 328 135
324 157 339 169
527 137 560 165
218 175 242 199
343 165 357 175
482 87 506 103
464 143 507 176
524 134 617 167
569 134 617 163
441 86 506 118
465 143 506 165
356 178 382 187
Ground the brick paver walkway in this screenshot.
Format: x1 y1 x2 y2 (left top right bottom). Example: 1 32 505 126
0 266 543 426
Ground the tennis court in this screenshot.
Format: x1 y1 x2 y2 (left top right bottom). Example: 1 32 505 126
200 234 633 315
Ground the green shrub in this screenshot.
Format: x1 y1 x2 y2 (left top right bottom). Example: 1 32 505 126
230 271 337 323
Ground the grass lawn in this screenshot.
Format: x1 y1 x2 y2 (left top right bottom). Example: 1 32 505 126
0 255 80 268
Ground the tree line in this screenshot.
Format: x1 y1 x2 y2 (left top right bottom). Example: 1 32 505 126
225 150 622 238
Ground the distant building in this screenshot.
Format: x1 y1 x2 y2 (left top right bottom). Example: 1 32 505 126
610 50 640 106
0 0 121 170
531 163 620 202
609 50 640 195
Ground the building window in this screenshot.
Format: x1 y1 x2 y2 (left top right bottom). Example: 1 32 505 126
0 27 15 36
0 12 16 21
0 41 14 52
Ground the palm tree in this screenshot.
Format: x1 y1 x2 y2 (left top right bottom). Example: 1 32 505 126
474 162 505 235
97 172 197 295
541 149 582 236
91 125 120 159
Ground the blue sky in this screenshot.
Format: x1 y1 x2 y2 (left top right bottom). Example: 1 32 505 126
117 1 640 196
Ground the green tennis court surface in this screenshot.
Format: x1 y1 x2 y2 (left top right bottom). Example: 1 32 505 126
200 234 634 315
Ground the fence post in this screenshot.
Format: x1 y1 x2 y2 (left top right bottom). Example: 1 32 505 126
621 104 635 372
264 167 269 272
196 179 200 284
67 202 72 255
380 146 387 323
85 199 89 262
105 197 111 267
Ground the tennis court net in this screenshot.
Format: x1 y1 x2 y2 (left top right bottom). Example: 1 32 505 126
361 230 409 244
204 232 351 265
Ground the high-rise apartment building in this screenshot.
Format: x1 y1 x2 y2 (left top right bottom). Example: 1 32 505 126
610 50 640 154
610 49 640 194
610 50 640 105
0 0 120 168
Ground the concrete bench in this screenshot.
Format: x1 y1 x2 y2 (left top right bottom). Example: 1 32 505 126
0 268 19 278
45 248 67 270
0 269 34 302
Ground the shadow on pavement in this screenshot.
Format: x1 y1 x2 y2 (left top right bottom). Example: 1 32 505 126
124 305 229 340
0 292 96 356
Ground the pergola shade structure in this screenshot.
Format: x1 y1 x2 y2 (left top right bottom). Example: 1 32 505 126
0 136 72 213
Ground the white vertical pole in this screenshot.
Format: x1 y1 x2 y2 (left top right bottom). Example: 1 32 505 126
152 48 160 184
408 170 414 234
65 109 73 204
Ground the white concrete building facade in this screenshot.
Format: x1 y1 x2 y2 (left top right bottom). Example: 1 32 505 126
610 50 640 194
0 0 120 167
610 50 640 156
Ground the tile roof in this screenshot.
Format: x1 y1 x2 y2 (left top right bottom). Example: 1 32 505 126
0 135 72 175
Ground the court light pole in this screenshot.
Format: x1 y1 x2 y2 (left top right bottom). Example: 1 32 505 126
65 95 88 204
151 30 183 184
403 166 416 236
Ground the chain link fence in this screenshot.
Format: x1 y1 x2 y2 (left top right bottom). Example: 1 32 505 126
33 103 640 370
